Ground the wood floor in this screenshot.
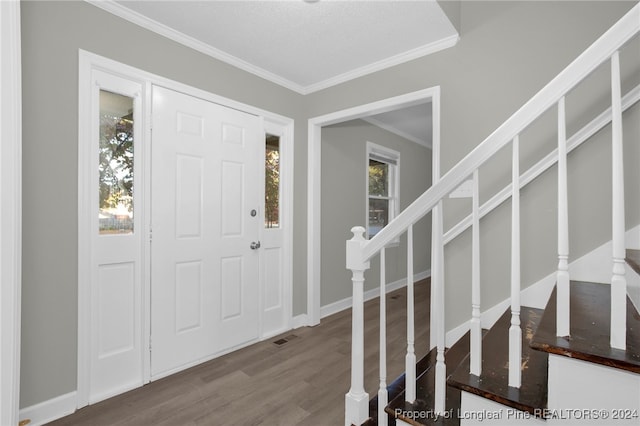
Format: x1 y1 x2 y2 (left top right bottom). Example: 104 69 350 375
48 279 430 426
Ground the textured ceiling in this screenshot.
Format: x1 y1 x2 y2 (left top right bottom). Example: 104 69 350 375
105 0 458 94
91 0 448 146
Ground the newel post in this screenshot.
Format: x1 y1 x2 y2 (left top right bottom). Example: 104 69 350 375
345 226 370 426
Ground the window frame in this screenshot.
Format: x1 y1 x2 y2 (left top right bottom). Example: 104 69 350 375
366 142 400 242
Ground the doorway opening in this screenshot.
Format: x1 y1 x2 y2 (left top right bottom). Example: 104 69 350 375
306 87 441 325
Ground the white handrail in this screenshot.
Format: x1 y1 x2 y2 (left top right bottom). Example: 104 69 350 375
443 84 640 247
360 3 639 263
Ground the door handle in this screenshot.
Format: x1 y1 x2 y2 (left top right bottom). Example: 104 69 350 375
250 241 261 250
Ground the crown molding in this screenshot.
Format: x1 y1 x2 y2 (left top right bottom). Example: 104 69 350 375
302 34 459 94
362 116 431 149
85 0 308 94
86 0 458 95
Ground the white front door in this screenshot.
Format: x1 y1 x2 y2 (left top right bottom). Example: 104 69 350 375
150 86 261 377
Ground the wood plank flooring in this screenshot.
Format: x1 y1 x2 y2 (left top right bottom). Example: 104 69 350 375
47 279 431 426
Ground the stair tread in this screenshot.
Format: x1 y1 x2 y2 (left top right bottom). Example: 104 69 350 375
626 249 640 277
384 331 476 425
530 280 640 374
447 306 548 415
368 349 439 425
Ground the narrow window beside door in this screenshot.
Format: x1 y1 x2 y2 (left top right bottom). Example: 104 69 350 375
265 134 280 229
99 90 134 234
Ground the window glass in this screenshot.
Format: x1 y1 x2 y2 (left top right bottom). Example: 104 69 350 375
265 134 280 228
367 144 399 239
99 90 134 234
368 198 389 237
368 159 389 197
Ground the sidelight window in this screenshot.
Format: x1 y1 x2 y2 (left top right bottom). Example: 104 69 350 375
265 134 281 229
98 90 134 234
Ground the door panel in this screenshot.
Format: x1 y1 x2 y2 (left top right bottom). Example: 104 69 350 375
174 261 203 333
151 86 260 377
175 155 203 238
97 262 135 358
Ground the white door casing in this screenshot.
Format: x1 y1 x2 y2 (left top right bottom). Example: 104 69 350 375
306 87 441 326
150 86 261 378
1 1 22 424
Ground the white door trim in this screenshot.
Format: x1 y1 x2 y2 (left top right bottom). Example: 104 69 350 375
306 87 441 325
0 1 22 425
78 50 294 407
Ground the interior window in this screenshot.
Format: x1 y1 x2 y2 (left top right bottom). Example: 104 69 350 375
367 143 399 238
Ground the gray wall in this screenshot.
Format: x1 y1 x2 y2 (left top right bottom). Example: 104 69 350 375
304 1 639 335
321 120 432 306
437 0 461 34
20 0 639 409
20 0 306 408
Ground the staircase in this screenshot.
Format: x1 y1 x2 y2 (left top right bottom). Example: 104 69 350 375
344 5 640 426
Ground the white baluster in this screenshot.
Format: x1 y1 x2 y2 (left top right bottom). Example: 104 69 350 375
430 124 441 351
610 51 627 350
557 97 571 337
345 227 370 426
509 136 522 388
378 248 388 426
433 201 446 414
405 225 416 403
470 169 482 377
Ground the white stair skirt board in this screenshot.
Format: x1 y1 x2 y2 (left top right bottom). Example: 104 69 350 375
319 270 430 319
547 354 640 426
445 224 640 347
460 393 546 426
18 392 77 426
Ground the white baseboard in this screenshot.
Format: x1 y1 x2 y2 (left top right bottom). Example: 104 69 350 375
19 391 77 426
292 313 309 329
320 270 431 319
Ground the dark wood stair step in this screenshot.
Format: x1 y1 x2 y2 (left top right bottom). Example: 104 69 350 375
367 349 439 425
384 331 475 425
530 280 640 374
447 306 548 417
